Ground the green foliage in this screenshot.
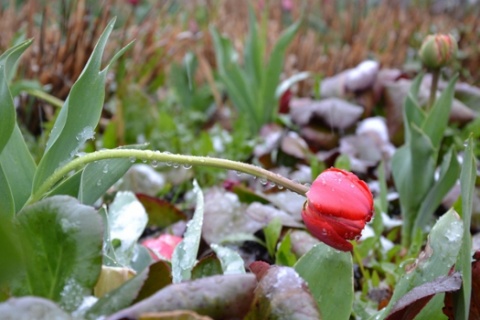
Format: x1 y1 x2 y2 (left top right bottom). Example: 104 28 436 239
12 196 103 312
392 74 460 246
210 9 301 135
295 243 354 320
171 180 204 283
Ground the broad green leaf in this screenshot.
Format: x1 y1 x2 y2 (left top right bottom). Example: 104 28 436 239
104 192 148 267
0 39 32 154
33 19 125 192
264 217 282 257
210 244 246 275
172 180 204 283
294 243 353 320
86 267 150 320
12 196 103 312
376 209 463 319
422 75 458 149
0 165 14 218
0 297 71 320
414 148 460 232
454 137 476 320
261 21 300 124
392 125 435 243
0 125 36 212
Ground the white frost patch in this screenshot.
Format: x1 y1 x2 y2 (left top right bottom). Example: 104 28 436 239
59 218 79 233
60 278 89 312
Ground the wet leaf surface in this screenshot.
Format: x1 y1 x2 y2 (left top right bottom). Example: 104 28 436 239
106 274 257 320
246 262 320 319
386 272 462 320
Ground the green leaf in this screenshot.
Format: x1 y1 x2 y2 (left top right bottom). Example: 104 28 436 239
0 125 36 213
244 6 264 91
275 231 297 267
264 217 282 257
0 39 32 154
392 125 436 244
261 21 300 124
104 192 148 267
0 165 14 218
454 137 476 320
191 254 223 279
275 71 310 98
171 180 204 283
33 19 123 192
294 243 354 320
377 209 463 318
86 267 150 320
49 144 147 205
12 196 103 312
414 148 460 232
422 75 458 149
210 244 246 275
402 74 426 142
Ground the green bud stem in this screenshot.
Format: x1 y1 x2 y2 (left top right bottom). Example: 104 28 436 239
428 69 440 111
29 149 309 204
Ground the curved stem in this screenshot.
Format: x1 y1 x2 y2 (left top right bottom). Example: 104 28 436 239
29 149 309 204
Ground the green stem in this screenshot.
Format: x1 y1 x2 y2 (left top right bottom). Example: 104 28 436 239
23 88 64 109
28 149 309 204
427 69 440 110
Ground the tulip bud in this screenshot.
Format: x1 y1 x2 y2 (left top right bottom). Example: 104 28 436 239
94 266 136 297
418 34 458 69
301 168 373 251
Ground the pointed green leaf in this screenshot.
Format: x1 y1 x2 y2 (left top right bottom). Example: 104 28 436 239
0 165 14 218
261 21 300 124
422 75 458 149
294 243 353 320
171 180 204 283
12 196 103 312
414 148 460 232
275 231 297 267
33 19 125 192
0 39 32 154
211 244 246 275
454 137 476 320
377 209 463 318
402 74 426 142
264 217 282 257
244 6 264 90
0 125 37 212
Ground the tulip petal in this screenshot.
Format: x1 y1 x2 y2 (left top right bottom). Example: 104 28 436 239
302 207 353 251
306 168 373 221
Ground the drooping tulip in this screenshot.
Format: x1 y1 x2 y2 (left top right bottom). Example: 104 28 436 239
301 168 373 251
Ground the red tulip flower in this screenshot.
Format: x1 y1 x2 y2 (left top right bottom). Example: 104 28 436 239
302 168 373 251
